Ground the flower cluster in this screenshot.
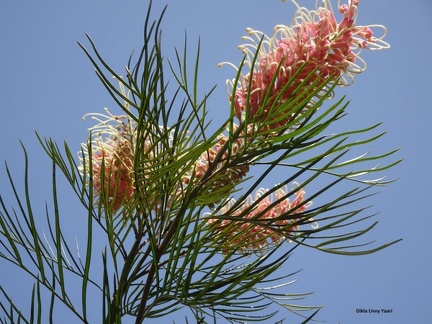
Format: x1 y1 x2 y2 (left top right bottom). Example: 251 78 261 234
80 109 138 213
221 0 389 132
182 125 249 194
207 183 316 255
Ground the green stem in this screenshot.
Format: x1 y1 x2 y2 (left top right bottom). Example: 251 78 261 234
107 232 143 323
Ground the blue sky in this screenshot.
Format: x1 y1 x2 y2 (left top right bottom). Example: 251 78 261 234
1 0 431 323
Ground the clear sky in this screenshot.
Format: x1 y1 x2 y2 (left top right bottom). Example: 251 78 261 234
1 0 431 323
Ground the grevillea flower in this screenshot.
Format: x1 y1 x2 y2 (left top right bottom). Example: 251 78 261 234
221 0 389 132
80 108 137 212
80 77 182 213
207 183 316 255
182 124 249 197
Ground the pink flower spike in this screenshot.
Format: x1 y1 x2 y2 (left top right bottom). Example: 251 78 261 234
206 182 316 255
220 0 390 133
